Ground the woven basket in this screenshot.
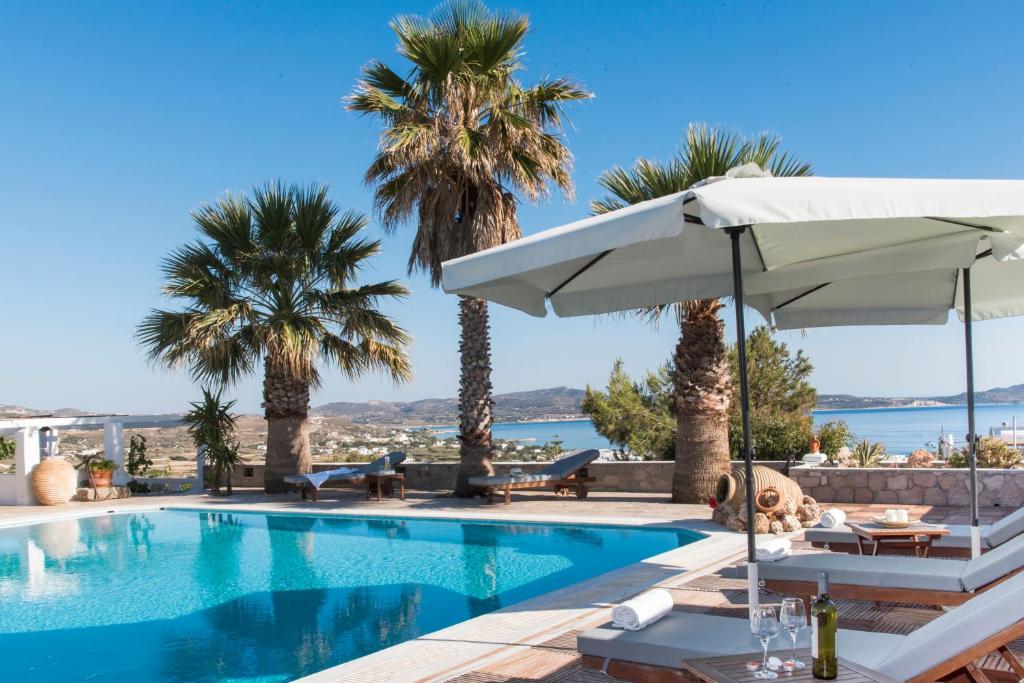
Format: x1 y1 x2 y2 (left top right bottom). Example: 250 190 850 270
715 464 803 514
30 457 77 506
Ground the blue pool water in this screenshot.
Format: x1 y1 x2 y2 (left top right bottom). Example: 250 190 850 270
0 510 699 682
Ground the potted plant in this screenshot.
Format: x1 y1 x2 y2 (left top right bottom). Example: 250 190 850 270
88 458 118 487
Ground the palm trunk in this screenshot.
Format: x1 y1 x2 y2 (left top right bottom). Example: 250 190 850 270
672 299 732 503
262 355 311 493
454 296 495 496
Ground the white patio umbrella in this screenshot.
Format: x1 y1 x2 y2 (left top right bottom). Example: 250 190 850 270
441 173 1024 610
748 247 1024 556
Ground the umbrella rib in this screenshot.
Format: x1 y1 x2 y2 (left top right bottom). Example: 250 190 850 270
925 217 1000 233
546 250 613 298
773 282 832 311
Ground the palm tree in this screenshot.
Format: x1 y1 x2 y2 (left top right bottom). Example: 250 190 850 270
139 182 412 493
593 125 812 503
348 0 591 495
182 388 242 495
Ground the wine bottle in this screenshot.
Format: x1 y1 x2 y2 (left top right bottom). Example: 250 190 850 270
811 571 838 679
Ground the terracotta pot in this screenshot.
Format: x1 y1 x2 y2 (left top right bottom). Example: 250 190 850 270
809 436 821 454
90 470 114 488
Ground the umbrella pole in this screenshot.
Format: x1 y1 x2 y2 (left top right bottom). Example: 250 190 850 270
727 226 758 613
962 267 981 557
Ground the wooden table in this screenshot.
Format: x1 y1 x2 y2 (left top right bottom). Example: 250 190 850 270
848 520 950 557
682 649 898 682
365 472 404 502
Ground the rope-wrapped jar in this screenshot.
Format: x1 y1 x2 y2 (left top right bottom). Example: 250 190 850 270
714 464 804 514
30 457 77 506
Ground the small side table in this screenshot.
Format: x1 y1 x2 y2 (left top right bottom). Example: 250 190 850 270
848 520 950 557
681 649 898 682
366 472 405 502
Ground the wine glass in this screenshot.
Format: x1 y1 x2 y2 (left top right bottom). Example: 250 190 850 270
780 597 807 670
750 605 780 679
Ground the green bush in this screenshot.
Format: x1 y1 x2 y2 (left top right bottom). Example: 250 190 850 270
126 434 153 478
947 437 1022 468
850 440 885 468
729 410 813 461
90 459 117 472
816 420 856 460
0 437 14 460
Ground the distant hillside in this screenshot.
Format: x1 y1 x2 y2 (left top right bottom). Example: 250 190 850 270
0 404 96 419
315 386 585 424
818 383 1024 410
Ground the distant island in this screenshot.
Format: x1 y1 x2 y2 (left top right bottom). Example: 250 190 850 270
314 383 1024 424
4 383 1023 425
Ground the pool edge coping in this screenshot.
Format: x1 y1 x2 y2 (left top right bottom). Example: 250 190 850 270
0 498 743 683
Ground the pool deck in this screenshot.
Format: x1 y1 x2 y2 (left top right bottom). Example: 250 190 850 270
1 491 1017 682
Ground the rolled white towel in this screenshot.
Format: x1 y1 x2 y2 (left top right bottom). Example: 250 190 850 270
755 537 792 561
818 508 847 529
611 589 674 631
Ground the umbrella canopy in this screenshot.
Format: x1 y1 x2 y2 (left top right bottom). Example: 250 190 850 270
442 176 1024 317
751 249 1024 329
440 174 1024 609
748 248 1024 557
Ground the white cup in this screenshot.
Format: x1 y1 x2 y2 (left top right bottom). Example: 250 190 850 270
884 509 898 522
896 509 909 523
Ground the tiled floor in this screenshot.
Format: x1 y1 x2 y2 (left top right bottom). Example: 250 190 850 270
443 503 1022 683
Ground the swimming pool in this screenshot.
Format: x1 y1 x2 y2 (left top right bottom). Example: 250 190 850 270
0 509 701 682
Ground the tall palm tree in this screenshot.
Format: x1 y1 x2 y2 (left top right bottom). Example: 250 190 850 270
138 182 412 493
348 0 591 495
593 125 812 503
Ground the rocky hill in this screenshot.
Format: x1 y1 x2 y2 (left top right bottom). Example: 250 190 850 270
314 386 585 424
818 383 1024 410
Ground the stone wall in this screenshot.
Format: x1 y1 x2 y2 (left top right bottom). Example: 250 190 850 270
790 464 1024 507
230 459 787 493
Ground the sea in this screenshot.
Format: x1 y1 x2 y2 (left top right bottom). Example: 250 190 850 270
431 403 1024 455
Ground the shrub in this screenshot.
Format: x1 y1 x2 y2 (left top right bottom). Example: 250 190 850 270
817 421 856 461
850 440 885 468
127 480 151 495
947 437 1022 469
90 459 117 472
729 410 813 461
180 482 192 493
0 436 14 460
126 434 153 478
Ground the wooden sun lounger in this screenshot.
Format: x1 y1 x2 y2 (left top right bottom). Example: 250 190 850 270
577 602 1024 683
487 469 596 506
763 567 1023 610
581 629 1024 683
468 449 600 506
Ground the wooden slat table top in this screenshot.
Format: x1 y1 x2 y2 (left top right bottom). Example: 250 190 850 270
681 649 900 683
848 520 951 538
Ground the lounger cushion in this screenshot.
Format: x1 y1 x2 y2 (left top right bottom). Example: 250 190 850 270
283 452 405 488
577 613 902 671
876 569 1024 681
539 449 599 478
986 506 1024 548
959 531 1024 591
804 524 975 549
758 553 966 592
469 474 556 486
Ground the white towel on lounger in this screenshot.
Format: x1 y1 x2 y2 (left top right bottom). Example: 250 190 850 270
756 537 792 561
611 589 674 631
818 508 847 528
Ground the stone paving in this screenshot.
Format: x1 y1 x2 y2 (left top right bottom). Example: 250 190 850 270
444 503 1021 683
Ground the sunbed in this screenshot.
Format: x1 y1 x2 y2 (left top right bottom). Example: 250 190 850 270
283 452 406 501
804 506 1024 557
468 449 599 505
578 570 1024 683
758 531 1024 607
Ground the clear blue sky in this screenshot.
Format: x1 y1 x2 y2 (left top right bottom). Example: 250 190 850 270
2 1 1023 414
